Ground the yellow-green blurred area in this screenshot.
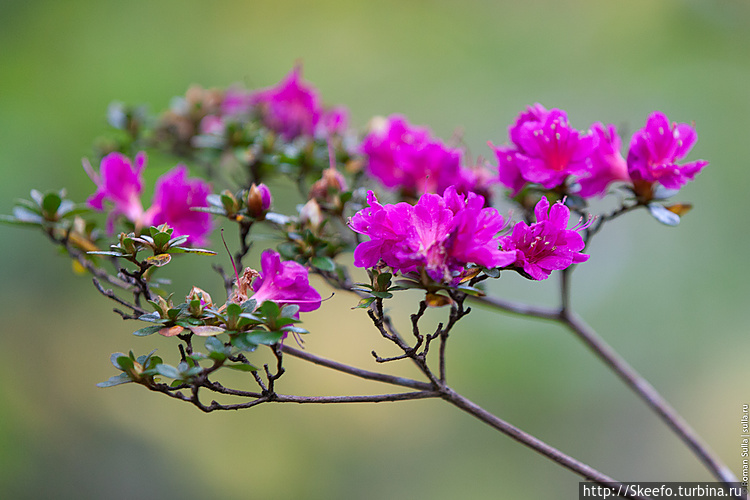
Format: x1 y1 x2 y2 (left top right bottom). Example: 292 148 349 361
1 1 749 498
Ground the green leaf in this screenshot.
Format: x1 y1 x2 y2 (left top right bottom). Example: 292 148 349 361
167 235 189 248
224 363 258 372
244 330 284 345
258 300 280 319
155 364 182 380
280 304 300 318
311 256 336 272
41 192 62 217
483 267 501 279
230 333 258 352
455 285 485 296
205 336 227 354
281 325 309 335
277 241 298 259
114 355 134 372
240 298 258 312
226 302 242 317
133 325 163 337
648 203 680 226
110 352 128 369
97 373 132 388
376 272 392 290
370 290 393 299
169 246 217 255
146 253 172 267
352 297 375 309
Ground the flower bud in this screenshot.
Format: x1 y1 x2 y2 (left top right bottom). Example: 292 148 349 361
186 286 213 316
309 167 347 202
247 183 272 219
299 199 323 231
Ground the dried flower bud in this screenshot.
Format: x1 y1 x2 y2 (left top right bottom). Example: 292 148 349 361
186 286 213 316
231 267 261 304
246 183 272 219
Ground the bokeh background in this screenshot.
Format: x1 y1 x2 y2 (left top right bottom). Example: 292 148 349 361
1 1 749 498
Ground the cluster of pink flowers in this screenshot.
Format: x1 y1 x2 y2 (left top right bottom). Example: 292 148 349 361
349 187 515 283
350 189 590 282
361 115 494 199
85 152 213 246
203 65 348 141
490 105 707 198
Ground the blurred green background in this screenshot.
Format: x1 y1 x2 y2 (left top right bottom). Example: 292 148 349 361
1 1 749 498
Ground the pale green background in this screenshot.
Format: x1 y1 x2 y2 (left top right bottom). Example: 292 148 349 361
1 1 749 499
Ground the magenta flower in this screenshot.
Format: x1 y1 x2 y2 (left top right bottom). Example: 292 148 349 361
145 166 213 246
349 188 514 283
575 123 629 198
246 183 272 218
491 104 596 192
499 197 589 280
250 250 322 312
626 111 708 190
317 106 349 137
361 115 489 197
489 144 526 196
513 109 596 189
84 151 146 233
251 65 322 140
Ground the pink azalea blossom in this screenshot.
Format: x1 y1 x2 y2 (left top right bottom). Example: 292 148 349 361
349 188 515 283
251 65 322 140
513 109 596 189
250 250 322 312
626 111 708 190
145 165 213 246
499 197 589 280
492 104 596 192
575 123 629 198
361 115 490 197
84 151 146 233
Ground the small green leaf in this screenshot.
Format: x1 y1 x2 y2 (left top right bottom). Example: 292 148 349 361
370 291 393 299
484 267 501 279
245 330 284 345
231 333 258 352
376 272 392 290
205 336 227 353
97 373 132 388
280 304 300 318
277 241 298 259
455 285 485 296
155 364 182 380
311 256 336 272
169 247 216 255
114 355 134 371
258 300 280 319
281 325 309 335
41 192 62 217
352 297 375 309
240 298 258 312
133 325 163 337
223 363 258 372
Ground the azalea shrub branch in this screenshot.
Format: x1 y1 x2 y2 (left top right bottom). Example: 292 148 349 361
5 64 742 499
